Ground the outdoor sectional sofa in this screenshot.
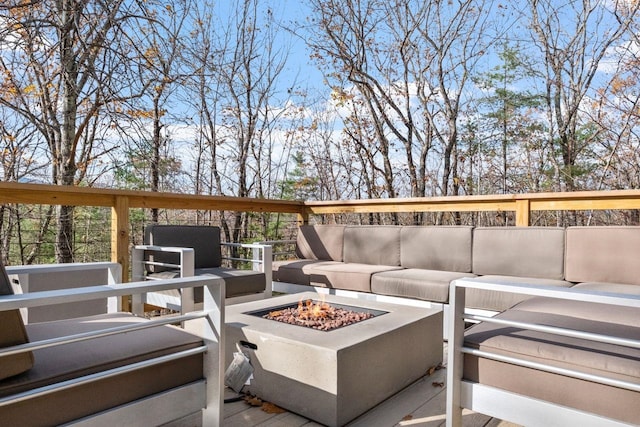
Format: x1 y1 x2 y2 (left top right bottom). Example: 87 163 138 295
272 224 601 312
274 224 640 425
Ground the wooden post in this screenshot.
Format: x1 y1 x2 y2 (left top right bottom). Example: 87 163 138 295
111 196 130 282
297 209 309 227
515 199 530 226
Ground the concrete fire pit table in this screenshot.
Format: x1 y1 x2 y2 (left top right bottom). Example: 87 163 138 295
225 292 443 426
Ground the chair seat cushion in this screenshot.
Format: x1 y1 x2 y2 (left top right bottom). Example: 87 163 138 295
371 269 477 303
147 268 266 300
0 313 204 426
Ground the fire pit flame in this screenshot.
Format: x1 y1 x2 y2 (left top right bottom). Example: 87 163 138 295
263 297 375 331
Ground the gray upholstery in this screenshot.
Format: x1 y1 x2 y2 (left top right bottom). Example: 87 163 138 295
343 226 401 266
150 267 266 300
401 226 473 272
565 226 640 285
463 297 640 424
372 269 476 303
295 225 345 261
0 313 203 426
145 224 222 269
472 227 566 280
143 224 265 298
0 261 34 381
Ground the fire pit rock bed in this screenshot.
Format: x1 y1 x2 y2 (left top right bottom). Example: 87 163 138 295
225 292 443 427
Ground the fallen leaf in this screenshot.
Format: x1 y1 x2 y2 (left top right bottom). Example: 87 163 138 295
432 381 445 388
426 366 436 376
244 395 263 407
402 414 414 421
262 402 286 414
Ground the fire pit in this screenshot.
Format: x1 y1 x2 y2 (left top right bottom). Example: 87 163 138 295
225 292 442 426
247 298 385 331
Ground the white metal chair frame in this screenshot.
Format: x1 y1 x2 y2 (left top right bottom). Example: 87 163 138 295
446 278 640 427
0 275 226 426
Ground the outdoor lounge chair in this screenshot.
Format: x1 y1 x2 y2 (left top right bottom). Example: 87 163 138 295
446 278 640 427
0 258 225 426
132 224 272 311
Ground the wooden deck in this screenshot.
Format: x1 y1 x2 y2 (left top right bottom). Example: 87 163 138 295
222 344 519 427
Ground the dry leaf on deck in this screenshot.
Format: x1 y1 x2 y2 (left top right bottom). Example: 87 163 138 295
262 402 286 414
402 414 414 421
244 396 263 407
432 381 445 388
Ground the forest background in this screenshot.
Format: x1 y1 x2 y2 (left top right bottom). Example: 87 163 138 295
1 0 640 265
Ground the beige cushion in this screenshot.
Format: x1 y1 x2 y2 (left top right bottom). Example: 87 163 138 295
401 226 473 272
0 262 34 381
372 269 476 303
343 226 401 266
0 313 203 426
295 225 345 261
306 262 403 292
463 298 640 424
472 227 565 280
273 259 333 285
565 226 640 285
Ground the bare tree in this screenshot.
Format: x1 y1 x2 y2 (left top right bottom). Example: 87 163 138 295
529 0 639 193
307 0 494 225
0 0 153 261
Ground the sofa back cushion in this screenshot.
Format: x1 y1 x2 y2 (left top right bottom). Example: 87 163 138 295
343 226 401 266
144 224 222 269
472 227 565 280
565 226 640 285
295 225 345 261
0 261 34 380
401 226 473 272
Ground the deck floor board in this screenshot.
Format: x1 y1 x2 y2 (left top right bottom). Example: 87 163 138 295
222 344 519 427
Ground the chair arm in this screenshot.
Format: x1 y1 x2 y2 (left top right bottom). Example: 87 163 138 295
221 242 273 298
132 245 195 281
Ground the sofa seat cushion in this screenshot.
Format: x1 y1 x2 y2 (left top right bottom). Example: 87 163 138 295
148 267 265 300
572 282 640 296
465 275 573 312
463 298 640 424
306 263 403 292
0 313 204 426
272 259 332 285
371 269 476 303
